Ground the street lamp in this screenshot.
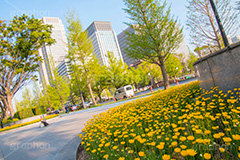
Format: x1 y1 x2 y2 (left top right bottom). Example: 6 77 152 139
209 0 229 47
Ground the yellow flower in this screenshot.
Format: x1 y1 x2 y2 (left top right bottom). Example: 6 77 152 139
219 148 225 152
179 136 187 142
174 148 181 153
139 139 146 143
171 141 178 147
232 134 240 141
238 154 240 158
204 153 211 159
138 151 145 157
135 158 140 160
129 139 135 144
213 134 221 139
91 149 97 153
187 136 195 141
204 130 211 135
162 154 171 160
119 157 125 160
120 142 125 145
187 149 197 156
196 129 202 134
113 146 118 150
105 143 110 147
103 154 109 158
151 142 156 146
180 150 188 157
157 144 164 150
180 145 187 149
223 137 232 143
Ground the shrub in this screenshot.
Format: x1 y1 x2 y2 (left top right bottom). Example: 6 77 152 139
12 118 19 122
18 108 34 119
2 119 8 125
34 106 46 115
80 82 240 160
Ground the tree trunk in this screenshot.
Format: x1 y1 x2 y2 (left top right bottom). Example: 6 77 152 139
159 60 170 90
0 101 8 119
5 94 15 118
60 98 66 112
97 91 102 102
87 80 97 105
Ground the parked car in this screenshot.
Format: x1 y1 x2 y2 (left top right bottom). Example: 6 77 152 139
79 102 91 108
70 105 78 111
114 85 134 101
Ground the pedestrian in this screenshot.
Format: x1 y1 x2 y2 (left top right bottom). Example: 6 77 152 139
65 106 69 113
40 114 49 127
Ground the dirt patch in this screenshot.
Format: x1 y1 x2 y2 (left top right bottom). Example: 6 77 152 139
76 144 89 160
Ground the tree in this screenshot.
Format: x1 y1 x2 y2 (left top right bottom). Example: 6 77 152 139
47 69 70 112
123 0 183 89
92 64 110 102
187 52 198 72
187 0 239 50
66 10 97 106
0 15 55 118
106 52 130 89
165 54 183 79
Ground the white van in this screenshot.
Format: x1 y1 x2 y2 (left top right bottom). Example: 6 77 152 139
114 85 134 101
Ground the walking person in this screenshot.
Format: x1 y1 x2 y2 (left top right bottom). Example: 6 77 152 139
40 114 49 127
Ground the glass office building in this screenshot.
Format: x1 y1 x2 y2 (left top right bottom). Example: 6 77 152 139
38 17 68 86
86 21 123 66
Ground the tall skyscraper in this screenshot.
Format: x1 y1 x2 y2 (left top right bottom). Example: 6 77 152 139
117 26 190 67
38 17 68 86
117 26 136 67
86 21 123 66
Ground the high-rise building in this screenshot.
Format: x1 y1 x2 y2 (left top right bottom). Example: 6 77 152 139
117 26 136 67
86 21 123 66
117 26 189 67
38 17 68 86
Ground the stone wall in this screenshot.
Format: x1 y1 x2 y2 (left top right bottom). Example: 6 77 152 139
193 42 240 92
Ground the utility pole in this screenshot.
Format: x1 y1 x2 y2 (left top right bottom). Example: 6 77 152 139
209 0 229 47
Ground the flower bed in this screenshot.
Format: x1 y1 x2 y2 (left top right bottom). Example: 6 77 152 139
0 114 58 132
80 82 240 160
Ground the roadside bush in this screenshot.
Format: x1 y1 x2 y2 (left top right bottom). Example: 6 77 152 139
2 119 8 125
18 108 34 119
33 106 46 115
80 82 240 160
0 114 58 132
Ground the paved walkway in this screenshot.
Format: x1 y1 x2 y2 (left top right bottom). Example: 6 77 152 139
0 78 197 160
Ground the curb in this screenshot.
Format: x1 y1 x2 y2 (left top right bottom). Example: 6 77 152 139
54 133 82 160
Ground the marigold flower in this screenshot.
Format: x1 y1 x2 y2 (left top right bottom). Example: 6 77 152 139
162 154 171 160
204 153 211 159
187 149 197 156
138 151 145 157
181 150 188 157
232 134 240 141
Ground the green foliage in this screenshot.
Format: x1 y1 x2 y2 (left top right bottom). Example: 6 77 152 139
0 14 56 117
66 10 98 105
105 52 130 89
47 69 70 111
187 52 198 72
165 54 183 78
18 108 34 119
123 0 183 89
33 106 46 115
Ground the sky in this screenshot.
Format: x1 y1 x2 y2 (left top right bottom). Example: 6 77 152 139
0 0 238 103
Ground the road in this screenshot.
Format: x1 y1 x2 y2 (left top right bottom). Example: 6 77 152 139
0 78 196 160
